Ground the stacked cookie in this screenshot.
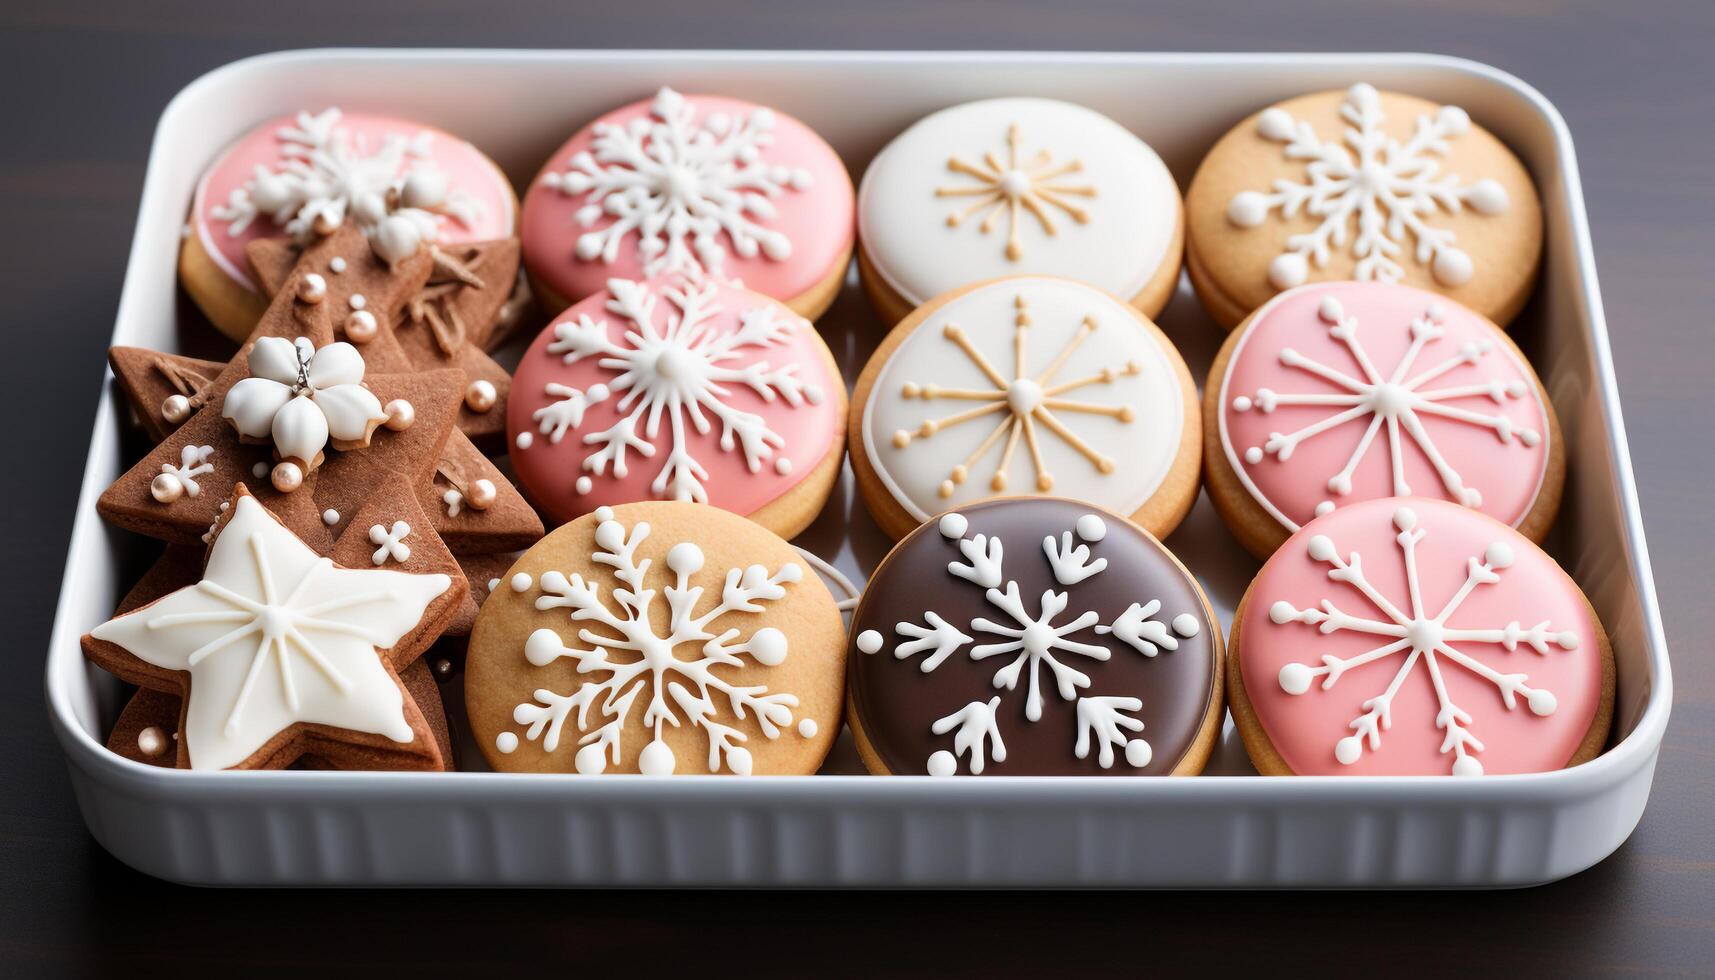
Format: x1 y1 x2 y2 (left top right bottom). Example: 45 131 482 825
85 82 1612 781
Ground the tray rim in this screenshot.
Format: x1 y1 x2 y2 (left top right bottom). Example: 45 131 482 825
45 47 1673 807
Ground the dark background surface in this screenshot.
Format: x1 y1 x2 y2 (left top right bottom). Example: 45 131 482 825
3 1 1711 975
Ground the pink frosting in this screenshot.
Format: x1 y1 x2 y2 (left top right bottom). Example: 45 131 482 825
1220 281 1549 531
192 110 516 291
507 277 843 525
519 91 853 308
1240 497 1603 776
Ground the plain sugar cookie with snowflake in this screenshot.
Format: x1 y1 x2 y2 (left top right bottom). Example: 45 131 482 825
1205 281 1564 558
182 108 518 341
847 498 1223 776
520 87 855 321
1185 83 1542 330
506 277 846 539
857 97 1184 326
1229 497 1612 776
464 501 846 775
851 275 1200 541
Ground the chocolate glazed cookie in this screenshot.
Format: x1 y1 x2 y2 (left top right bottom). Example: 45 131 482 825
846 497 1223 776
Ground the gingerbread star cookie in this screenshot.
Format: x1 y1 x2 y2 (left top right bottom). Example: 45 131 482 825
83 483 467 770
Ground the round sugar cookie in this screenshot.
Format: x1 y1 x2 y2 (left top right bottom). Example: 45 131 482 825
506 277 846 539
520 87 854 320
858 97 1184 326
1185 83 1542 330
183 107 518 341
466 501 846 775
846 498 1223 776
1229 497 1613 777
1205 281 1563 559
851 275 1200 541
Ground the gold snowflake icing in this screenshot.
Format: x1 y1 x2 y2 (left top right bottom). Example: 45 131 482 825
936 124 1096 260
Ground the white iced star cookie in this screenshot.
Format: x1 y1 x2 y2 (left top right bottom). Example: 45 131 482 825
1185 83 1542 330
520 87 855 322
464 501 846 775
81 489 463 770
858 97 1184 326
850 275 1201 541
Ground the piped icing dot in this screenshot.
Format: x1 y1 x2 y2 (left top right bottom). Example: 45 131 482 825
1238 496 1604 777
509 572 532 592
1217 282 1551 533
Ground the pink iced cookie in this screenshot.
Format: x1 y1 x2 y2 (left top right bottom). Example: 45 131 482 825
184 108 517 340
1210 280 1561 558
1232 497 1612 777
520 88 854 321
507 277 846 539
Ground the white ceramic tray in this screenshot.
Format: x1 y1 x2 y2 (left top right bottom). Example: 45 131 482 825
46 49 1672 887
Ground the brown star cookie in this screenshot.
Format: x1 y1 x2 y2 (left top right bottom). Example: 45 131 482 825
249 236 519 445
101 226 542 554
82 481 466 771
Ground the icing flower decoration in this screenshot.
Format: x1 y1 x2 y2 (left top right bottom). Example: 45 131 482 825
222 336 389 491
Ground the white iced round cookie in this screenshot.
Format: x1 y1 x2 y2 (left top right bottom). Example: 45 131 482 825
858 98 1182 323
854 276 1198 540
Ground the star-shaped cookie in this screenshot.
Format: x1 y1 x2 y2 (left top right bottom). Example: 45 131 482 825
83 481 466 770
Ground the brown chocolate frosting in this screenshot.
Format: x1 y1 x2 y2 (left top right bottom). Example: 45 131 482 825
848 498 1216 775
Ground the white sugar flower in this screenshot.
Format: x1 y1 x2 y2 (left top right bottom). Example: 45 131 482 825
223 336 386 470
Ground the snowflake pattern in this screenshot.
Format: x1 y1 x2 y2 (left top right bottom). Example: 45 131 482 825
890 294 1139 500
211 107 482 246
528 278 825 503
1269 504 1579 775
936 123 1096 260
501 507 808 775
1226 83 1510 289
1230 294 1540 522
540 87 812 281
857 511 1201 775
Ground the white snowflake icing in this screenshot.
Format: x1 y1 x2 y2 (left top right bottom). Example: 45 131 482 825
863 511 1200 776
503 507 808 775
540 87 812 281
1230 294 1541 522
211 108 482 246
151 444 216 503
1269 505 1579 776
1227 83 1510 289
528 278 824 503
89 495 451 770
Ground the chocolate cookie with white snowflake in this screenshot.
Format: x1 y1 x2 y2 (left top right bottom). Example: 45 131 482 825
1185 83 1543 329
851 275 1200 541
1229 496 1612 776
1205 281 1564 559
847 498 1223 776
464 501 846 775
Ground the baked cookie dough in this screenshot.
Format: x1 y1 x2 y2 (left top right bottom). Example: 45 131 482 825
183 107 517 341
507 277 846 539
465 502 846 775
858 97 1183 326
1206 281 1563 558
1186 83 1542 329
851 275 1199 541
847 498 1223 776
1229 497 1613 776
521 87 854 320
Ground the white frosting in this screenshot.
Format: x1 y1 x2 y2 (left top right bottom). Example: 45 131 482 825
863 277 1183 522
223 337 385 466
858 98 1179 307
90 495 450 770
368 520 412 565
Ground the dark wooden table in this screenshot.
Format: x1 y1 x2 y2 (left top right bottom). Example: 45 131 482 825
4 1 1710 974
